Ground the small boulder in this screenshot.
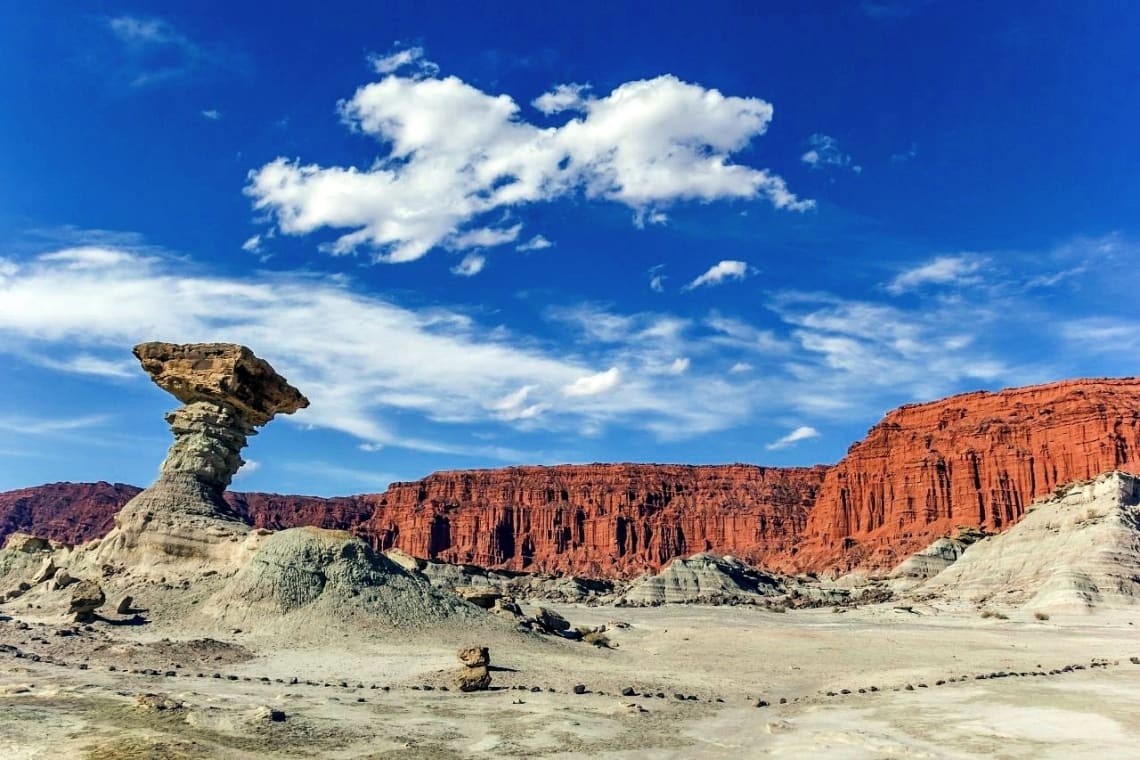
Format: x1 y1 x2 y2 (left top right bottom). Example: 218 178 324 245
491 597 523 617
455 665 491 692
116 596 134 615
246 705 287 723
134 693 183 711
31 557 57 584
47 570 75 591
533 607 570 633
68 580 105 622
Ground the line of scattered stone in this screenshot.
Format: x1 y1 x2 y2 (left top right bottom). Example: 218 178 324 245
2 641 1137 707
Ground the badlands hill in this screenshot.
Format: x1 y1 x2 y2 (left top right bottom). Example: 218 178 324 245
2 377 1138 578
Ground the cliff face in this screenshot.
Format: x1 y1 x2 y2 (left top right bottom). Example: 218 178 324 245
793 379 1140 573
355 464 828 577
4 377 1139 578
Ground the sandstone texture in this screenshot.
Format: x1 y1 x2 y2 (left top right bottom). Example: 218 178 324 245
92 343 309 571
793 378 1140 573
358 464 827 577
4 377 1138 578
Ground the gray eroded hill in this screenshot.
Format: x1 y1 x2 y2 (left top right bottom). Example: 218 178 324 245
621 553 784 605
912 471 1140 612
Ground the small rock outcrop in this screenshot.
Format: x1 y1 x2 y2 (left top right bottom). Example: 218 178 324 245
91 343 308 570
621 553 784 605
455 646 492 692
68 579 105 622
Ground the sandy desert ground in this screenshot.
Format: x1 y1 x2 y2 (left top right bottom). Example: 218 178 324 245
3 601 1139 759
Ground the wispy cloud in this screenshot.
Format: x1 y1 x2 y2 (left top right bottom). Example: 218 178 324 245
891 142 918 163
683 260 752 290
517 234 553 252
0 414 109 436
801 134 861 173
563 367 621 397
766 425 819 450
886 254 987 294
247 46 812 265
450 253 486 277
200 109 221 120
105 15 239 89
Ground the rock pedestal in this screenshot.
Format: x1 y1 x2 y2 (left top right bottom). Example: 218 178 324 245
92 343 308 569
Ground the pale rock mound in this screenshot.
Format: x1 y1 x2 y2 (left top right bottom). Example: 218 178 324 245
888 527 987 591
913 471 1140 612
205 527 478 633
621 553 783 605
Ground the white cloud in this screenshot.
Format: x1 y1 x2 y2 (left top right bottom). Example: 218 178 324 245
683 260 751 290
0 246 768 450
233 459 261 479
448 224 520 250
201 109 221 120
450 252 486 277
801 133 861 173
533 83 590 114
0 414 109 436
648 265 667 293
667 357 690 375
368 46 439 77
562 367 621 397
486 385 548 421
517 234 553 252
246 61 812 264
241 235 262 253
765 425 820 450
887 254 987 295
729 362 752 374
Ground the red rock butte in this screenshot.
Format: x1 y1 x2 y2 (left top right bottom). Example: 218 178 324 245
2 377 1138 577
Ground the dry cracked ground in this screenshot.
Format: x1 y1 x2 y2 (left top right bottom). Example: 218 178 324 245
2 602 1139 759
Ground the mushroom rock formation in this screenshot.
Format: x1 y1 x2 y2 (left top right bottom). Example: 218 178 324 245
90 343 308 569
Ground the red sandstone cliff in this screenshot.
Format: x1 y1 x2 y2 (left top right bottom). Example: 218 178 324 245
354 464 827 577
792 378 1140 573
3 377 1139 577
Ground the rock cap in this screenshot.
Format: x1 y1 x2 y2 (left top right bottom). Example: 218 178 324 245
133 342 309 426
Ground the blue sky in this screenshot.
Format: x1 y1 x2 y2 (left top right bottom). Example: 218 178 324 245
0 1 1137 496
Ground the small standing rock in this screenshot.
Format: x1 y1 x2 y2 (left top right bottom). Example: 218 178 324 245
454 646 492 692
116 596 134 615
68 580 105 623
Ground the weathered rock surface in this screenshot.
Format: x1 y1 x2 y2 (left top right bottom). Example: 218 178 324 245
68 579 105 622
91 343 309 571
888 528 987 586
912 471 1140 612
458 646 489 667
454 664 491 692
133 342 309 428
621 553 784 605
205 527 477 634
793 379 1140 573
358 464 827 577
4 377 1139 578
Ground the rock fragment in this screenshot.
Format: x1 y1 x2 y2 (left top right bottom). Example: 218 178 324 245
455 646 492 692
68 580 105 622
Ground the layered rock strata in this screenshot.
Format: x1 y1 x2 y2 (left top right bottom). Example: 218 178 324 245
91 342 308 569
5 377 1139 578
793 378 1140 573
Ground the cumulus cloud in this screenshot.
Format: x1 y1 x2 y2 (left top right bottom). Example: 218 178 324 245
246 56 812 264
801 134 861 173
886 254 987 294
667 357 690 375
765 425 820 450
729 362 752 374
683 260 751 290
